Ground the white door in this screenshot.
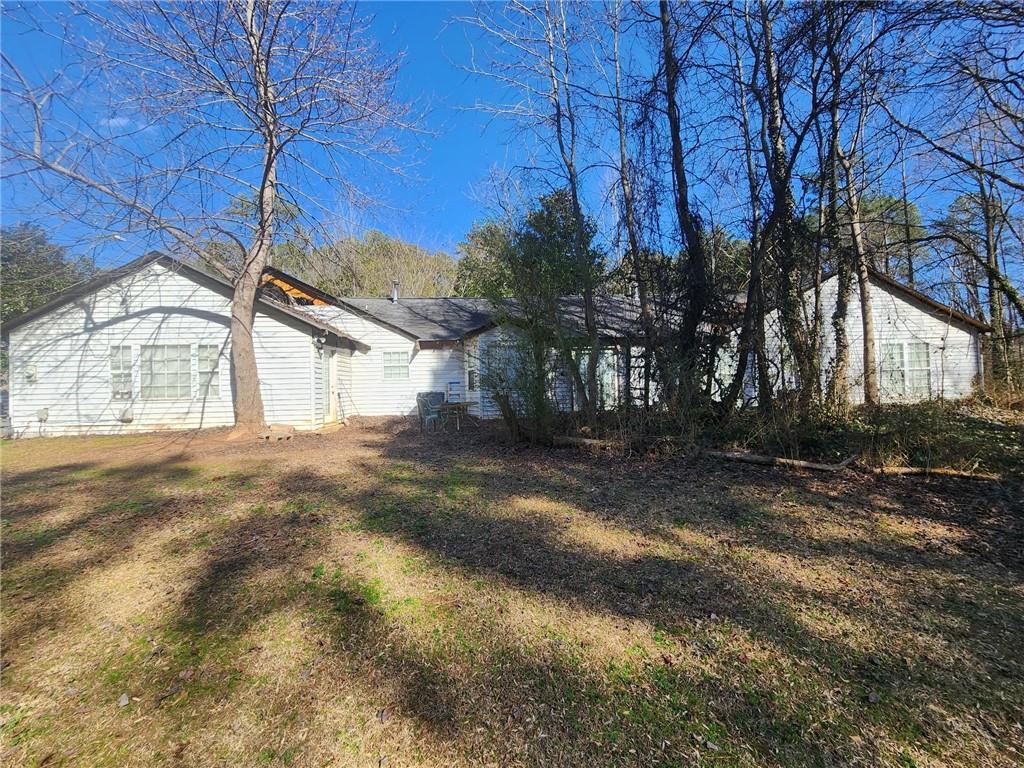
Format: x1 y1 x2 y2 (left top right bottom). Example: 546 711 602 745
324 350 338 422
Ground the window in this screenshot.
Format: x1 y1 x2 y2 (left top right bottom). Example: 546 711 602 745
597 349 618 409
906 342 931 398
198 345 220 399
110 346 133 400
383 351 409 380
880 341 931 400
140 345 192 400
880 343 905 398
468 368 478 392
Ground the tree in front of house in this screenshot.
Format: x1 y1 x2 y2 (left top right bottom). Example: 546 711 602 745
457 190 604 300
2 1 411 436
933 192 1023 386
455 222 515 298
459 190 606 442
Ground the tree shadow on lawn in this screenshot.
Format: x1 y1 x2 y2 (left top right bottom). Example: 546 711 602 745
355 427 1023 755
159 467 884 767
4 426 1021 766
387 422 1023 575
2 455 199 566
1 454 223 650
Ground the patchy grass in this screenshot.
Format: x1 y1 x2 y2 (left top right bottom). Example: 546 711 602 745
1 418 1021 767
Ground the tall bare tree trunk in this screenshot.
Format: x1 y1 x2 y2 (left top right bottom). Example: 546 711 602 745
977 172 1009 384
543 0 599 428
837 145 879 405
659 0 709 402
611 2 653 411
825 6 852 411
719 16 767 416
757 0 817 406
230 0 276 435
900 151 915 286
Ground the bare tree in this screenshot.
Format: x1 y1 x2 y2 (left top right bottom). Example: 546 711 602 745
460 0 603 428
715 2 770 416
742 0 824 407
2 0 410 435
658 0 711 404
606 0 655 411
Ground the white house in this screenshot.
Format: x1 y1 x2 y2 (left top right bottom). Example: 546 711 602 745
263 267 635 420
2 254 367 437
1 253 988 438
738 269 989 403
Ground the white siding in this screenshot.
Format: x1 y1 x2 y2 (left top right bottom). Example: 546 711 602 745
471 327 509 419
311 343 324 427
307 306 466 416
753 274 982 404
7 262 319 437
470 327 627 419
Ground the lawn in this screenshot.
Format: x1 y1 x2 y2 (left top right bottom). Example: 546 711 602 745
1 419 1021 767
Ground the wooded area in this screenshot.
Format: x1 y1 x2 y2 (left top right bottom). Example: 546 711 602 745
452 0 1023 443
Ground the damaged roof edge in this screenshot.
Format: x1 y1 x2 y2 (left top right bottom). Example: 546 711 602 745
0 252 371 352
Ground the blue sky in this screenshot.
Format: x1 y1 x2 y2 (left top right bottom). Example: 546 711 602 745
1 1 516 262
3 1 1011 288
362 1 516 253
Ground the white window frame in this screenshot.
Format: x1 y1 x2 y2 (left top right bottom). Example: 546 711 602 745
905 341 931 398
110 345 133 400
197 344 221 399
140 344 192 400
879 341 931 400
383 350 410 381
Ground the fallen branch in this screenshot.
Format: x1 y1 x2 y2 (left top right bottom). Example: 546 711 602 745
867 466 1001 481
706 450 1000 481
705 450 857 473
553 435 621 450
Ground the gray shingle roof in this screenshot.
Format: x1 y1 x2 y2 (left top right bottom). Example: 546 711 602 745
331 294 643 343
336 297 497 342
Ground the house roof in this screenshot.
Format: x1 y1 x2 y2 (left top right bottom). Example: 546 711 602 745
335 296 499 342
256 264 988 343
263 271 644 343
324 294 645 344
460 295 645 341
0 252 370 352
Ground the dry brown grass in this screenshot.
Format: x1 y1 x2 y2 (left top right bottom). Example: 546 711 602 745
1 418 1022 767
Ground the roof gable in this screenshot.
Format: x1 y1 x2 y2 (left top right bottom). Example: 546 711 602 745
1 253 369 351
866 269 989 332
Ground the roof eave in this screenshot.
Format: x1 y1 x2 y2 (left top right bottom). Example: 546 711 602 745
867 269 991 333
416 338 461 350
1 252 372 351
